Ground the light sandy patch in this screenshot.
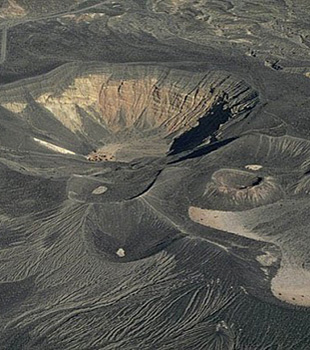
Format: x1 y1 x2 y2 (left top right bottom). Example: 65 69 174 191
87 138 169 163
98 144 121 156
115 138 169 162
256 251 278 267
36 74 109 133
92 186 108 195
33 138 76 155
87 144 121 162
61 13 106 23
272 266 310 307
188 206 262 241
0 0 27 18
245 164 263 171
189 205 310 307
116 248 126 257
3 102 27 113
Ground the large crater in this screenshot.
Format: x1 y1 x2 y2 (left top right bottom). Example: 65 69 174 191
0 63 259 163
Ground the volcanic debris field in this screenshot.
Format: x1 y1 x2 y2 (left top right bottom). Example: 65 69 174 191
1 0 310 349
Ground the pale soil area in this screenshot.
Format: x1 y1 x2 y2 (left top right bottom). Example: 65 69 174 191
188 206 262 241
271 266 310 307
33 138 76 155
87 138 169 162
189 206 310 307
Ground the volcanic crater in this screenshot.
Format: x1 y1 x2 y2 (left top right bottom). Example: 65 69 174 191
0 63 259 164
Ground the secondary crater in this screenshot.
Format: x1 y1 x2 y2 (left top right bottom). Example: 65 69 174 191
204 168 284 208
213 168 263 190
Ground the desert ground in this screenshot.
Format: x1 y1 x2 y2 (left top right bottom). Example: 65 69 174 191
0 1 310 349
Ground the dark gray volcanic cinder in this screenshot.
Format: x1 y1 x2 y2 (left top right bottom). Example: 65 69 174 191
0 1 310 350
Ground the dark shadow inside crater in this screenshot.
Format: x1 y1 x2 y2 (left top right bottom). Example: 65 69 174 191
240 176 263 189
169 98 232 155
92 227 183 263
213 169 263 187
168 137 237 164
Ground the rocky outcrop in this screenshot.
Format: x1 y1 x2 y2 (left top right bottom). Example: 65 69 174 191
0 0 26 19
34 72 218 136
35 74 106 133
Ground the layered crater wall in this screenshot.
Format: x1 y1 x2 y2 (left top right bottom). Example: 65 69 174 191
0 63 259 162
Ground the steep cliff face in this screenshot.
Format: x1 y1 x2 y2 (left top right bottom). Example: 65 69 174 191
35 74 106 133
97 77 218 133
35 73 218 135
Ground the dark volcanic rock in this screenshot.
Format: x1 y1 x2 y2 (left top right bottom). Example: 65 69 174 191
0 1 310 350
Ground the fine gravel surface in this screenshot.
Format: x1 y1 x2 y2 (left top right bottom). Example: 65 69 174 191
0 1 310 350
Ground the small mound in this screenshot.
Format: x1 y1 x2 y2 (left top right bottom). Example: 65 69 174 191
245 164 263 171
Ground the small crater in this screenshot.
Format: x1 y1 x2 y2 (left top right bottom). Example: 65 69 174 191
204 168 283 207
213 169 263 191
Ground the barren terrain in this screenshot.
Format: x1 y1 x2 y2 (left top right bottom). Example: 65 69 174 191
0 1 310 349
